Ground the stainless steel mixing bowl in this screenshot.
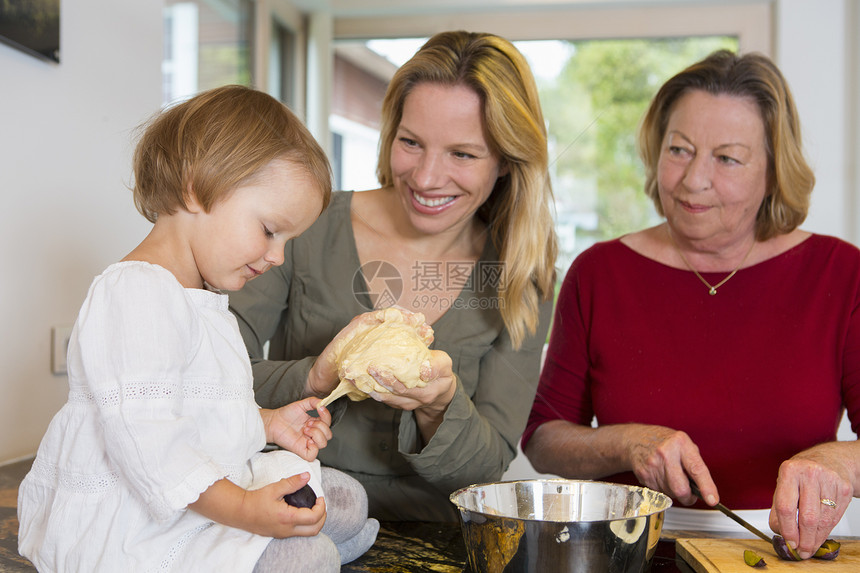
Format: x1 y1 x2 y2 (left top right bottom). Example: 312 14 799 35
449 479 672 573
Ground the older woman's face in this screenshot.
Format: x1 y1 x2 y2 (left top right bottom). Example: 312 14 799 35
389 82 506 237
657 90 768 247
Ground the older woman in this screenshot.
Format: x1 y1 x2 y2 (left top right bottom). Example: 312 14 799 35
523 50 860 559
230 31 557 522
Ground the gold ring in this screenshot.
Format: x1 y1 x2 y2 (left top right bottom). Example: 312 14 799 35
821 498 837 508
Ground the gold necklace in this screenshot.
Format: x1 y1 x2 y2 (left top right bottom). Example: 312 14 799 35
668 230 756 296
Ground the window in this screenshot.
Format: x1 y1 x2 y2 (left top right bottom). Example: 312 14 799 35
268 20 296 107
522 37 738 270
329 41 396 193
162 0 253 105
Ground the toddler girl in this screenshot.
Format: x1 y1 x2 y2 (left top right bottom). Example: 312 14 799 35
17 85 378 572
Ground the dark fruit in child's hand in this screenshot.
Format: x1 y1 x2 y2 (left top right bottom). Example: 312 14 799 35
283 484 317 508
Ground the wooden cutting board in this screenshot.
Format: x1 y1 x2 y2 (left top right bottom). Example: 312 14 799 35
676 538 860 572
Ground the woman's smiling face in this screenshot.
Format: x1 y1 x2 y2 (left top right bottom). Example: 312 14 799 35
389 82 506 237
657 89 769 247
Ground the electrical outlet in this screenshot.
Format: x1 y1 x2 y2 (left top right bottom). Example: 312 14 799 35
51 325 74 375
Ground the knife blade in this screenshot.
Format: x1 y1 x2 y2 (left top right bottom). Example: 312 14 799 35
688 478 772 543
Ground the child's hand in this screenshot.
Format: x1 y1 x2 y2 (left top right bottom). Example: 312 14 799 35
261 398 333 461
245 473 326 538
189 473 326 538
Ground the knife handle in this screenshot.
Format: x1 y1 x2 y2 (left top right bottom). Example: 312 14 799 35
688 477 703 499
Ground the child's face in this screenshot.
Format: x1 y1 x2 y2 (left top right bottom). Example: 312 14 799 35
189 157 323 291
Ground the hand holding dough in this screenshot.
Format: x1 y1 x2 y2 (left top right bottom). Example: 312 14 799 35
319 308 434 407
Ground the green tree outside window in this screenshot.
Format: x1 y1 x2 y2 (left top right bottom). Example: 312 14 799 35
518 37 739 275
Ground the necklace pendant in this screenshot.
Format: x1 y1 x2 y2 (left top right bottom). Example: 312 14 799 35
709 287 717 295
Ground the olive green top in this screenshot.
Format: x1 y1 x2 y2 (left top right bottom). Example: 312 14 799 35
229 191 552 521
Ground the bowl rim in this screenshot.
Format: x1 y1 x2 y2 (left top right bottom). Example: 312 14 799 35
448 478 673 522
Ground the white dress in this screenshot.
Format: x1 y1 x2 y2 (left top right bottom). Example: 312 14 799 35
18 262 322 572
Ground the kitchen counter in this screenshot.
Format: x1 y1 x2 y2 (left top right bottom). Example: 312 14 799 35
347 522 858 573
2 458 849 572
342 521 469 572
343 521 698 572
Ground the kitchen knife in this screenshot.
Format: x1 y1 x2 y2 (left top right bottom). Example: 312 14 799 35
688 478 772 543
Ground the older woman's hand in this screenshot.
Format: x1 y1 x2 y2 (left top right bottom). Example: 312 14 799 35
769 443 855 559
627 425 719 507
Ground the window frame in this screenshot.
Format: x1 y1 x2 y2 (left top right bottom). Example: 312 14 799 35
332 2 772 56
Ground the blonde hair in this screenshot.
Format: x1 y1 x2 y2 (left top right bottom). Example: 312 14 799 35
133 85 331 223
639 50 814 241
377 31 557 349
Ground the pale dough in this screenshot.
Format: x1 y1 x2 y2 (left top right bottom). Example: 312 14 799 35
320 308 434 406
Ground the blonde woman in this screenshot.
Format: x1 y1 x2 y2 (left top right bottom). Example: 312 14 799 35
230 30 557 521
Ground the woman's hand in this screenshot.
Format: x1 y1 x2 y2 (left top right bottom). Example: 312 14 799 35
306 311 387 397
769 442 856 559
366 350 455 410
525 421 718 505
626 425 719 507
366 349 456 443
190 473 326 538
261 397 333 461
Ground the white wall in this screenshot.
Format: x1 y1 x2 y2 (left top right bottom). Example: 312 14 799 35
776 0 855 241
0 0 161 462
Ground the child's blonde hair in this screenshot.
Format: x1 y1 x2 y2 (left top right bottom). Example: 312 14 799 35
133 85 331 222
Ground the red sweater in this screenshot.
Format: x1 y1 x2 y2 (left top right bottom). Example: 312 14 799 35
523 234 860 509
